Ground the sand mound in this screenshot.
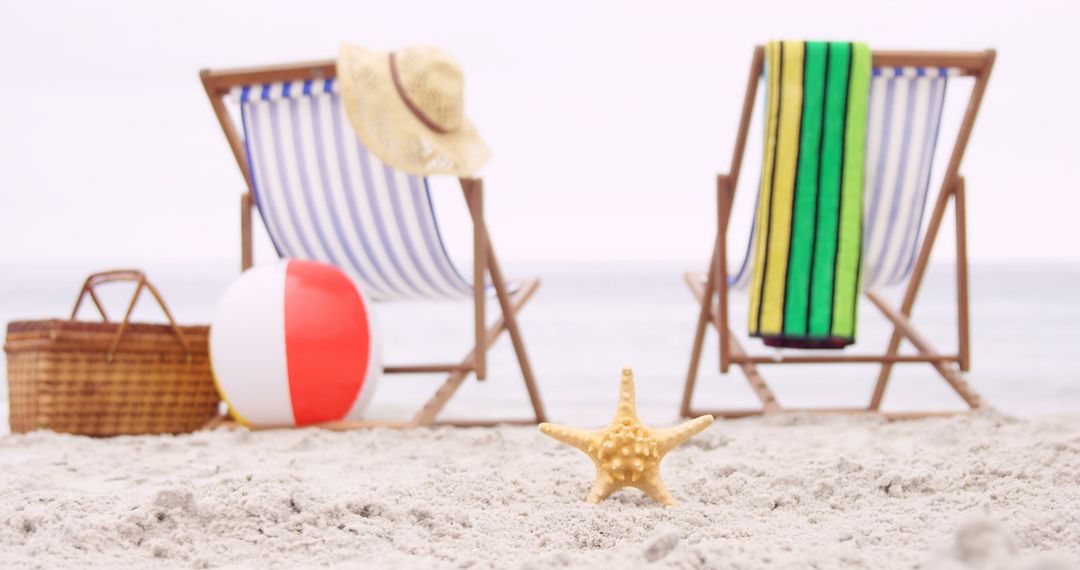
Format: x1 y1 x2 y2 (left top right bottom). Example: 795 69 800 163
2 412 1078 568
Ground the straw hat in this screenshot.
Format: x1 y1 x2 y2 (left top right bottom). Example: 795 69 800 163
337 43 491 177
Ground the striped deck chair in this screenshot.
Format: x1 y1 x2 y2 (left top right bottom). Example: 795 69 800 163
681 47 995 420
200 60 546 428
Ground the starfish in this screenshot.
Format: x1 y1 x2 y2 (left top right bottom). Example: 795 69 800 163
539 367 714 506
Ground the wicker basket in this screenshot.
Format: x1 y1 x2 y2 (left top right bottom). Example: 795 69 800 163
4 270 220 436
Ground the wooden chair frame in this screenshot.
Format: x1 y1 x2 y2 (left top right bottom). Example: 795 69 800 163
681 47 995 420
200 61 547 428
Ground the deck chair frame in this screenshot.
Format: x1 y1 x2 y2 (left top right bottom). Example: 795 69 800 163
681 47 995 420
200 61 547 428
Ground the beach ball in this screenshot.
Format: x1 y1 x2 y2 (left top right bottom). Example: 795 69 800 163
210 260 379 427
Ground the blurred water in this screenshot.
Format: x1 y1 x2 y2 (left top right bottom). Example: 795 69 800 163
2 261 1078 434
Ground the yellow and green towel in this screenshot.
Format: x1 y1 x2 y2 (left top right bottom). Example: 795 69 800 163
748 40 871 348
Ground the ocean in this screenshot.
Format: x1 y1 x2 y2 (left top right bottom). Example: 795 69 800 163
2 261 1078 434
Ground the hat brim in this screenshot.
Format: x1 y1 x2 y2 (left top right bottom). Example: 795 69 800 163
337 44 491 177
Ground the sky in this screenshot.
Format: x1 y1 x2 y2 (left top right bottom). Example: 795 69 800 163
1 0 1077 270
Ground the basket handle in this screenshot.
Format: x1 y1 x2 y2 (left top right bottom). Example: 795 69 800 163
71 269 193 363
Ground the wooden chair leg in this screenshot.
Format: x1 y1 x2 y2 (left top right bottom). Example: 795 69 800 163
867 292 982 409
484 242 547 423
682 241 719 418
869 323 901 408
954 177 971 372
682 303 711 418
684 271 781 416
409 368 475 428
240 192 253 271
462 178 487 380
407 278 542 427
724 334 781 413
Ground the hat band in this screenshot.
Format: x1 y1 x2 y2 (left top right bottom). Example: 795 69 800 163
389 52 450 134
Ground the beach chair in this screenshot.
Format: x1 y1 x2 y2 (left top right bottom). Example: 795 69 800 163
681 47 995 419
200 60 546 428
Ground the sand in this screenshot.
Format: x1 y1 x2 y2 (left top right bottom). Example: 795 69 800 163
2 411 1079 569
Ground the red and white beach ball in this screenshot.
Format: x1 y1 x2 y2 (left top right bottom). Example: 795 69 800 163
210 260 379 427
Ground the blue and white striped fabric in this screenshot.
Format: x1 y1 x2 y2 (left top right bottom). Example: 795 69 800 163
233 79 473 301
731 66 953 291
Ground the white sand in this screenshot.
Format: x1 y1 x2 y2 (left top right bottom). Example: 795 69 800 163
2 411 1079 569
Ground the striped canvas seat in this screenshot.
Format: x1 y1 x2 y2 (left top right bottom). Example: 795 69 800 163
232 79 472 301
730 66 952 291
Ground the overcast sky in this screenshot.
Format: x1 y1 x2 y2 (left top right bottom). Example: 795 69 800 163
1 0 1077 270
